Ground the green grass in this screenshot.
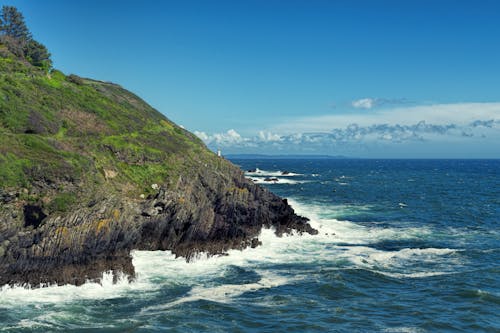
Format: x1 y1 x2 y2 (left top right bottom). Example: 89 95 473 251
0 45 214 208
0 152 32 187
48 193 76 213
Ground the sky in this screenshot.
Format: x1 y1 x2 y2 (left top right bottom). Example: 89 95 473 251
7 0 500 157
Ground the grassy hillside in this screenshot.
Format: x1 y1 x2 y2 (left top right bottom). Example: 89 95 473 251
0 44 219 213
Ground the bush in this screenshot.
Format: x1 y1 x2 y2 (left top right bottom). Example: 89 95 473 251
25 39 51 67
67 74 84 85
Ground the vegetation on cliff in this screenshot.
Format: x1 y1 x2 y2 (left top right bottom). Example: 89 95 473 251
0 7 315 287
0 6 51 70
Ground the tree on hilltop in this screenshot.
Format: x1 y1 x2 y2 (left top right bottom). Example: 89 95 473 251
0 6 31 42
0 5 52 70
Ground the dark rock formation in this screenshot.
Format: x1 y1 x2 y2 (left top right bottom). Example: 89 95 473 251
0 159 316 287
264 177 279 182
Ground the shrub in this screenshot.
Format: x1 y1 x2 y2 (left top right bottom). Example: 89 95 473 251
48 193 76 212
67 74 84 85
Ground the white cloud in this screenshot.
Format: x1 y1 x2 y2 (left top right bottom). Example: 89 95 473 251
273 102 500 133
258 131 281 142
218 129 242 143
351 97 411 109
194 130 209 141
195 129 245 145
352 98 375 109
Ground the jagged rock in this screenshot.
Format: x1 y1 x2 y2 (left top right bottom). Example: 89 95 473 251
0 190 16 204
250 238 261 248
0 165 316 287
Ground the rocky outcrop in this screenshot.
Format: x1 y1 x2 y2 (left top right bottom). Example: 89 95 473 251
0 159 316 287
0 44 316 287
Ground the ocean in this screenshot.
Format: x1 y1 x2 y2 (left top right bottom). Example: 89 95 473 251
1 159 499 332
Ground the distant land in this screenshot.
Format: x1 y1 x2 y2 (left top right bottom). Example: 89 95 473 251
225 154 351 160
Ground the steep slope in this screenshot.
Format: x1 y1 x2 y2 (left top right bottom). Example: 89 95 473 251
0 46 316 286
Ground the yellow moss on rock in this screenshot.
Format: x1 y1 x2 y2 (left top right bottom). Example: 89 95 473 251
227 186 249 196
95 219 111 235
55 226 69 237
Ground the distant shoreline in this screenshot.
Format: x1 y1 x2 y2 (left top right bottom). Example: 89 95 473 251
225 154 350 160
225 154 500 160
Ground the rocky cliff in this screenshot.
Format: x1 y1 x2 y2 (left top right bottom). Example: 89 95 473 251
0 45 316 287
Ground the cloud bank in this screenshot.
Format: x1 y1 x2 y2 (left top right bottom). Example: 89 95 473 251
194 102 500 157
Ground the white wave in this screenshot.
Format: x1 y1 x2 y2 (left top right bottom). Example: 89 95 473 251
246 177 307 185
287 199 463 278
0 270 148 307
341 246 457 267
383 271 455 278
245 168 302 177
476 289 500 298
142 271 290 313
383 327 426 333
287 198 432 245
2 318 54 331
133 227 323 280
0 197 461 310
336 245 460 278
0 227 314 308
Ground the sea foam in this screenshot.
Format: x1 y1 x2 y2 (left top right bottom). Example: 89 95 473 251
244 168 302 177
0 197 461 309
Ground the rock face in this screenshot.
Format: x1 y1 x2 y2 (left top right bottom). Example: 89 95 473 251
0 163 315 287
0 47 316 287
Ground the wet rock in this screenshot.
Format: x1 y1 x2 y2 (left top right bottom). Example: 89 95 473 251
264 177 279 182
250 238 261 248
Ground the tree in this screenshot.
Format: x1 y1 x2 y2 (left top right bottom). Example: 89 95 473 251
25 39 52 69
0 6 31 42
0 6 52 70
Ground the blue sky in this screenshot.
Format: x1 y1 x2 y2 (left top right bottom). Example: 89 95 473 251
8 0 500 157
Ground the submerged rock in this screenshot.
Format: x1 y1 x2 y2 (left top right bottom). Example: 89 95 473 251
264 177 279 182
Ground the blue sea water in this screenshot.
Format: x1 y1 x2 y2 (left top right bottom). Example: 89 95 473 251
1 159 499 332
